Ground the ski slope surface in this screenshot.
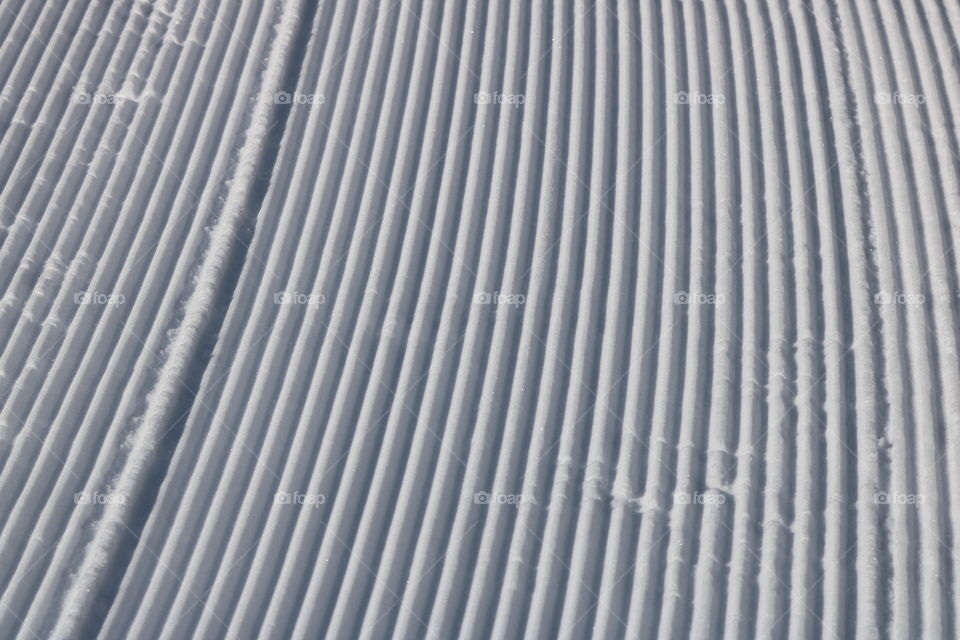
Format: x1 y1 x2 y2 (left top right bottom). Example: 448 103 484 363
1 0 959 638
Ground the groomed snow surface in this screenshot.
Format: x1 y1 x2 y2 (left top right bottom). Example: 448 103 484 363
0 0 958 638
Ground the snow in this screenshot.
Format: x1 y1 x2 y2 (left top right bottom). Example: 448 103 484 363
0 0 958 638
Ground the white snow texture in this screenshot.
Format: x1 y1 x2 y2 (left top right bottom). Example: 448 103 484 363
0 0 958 638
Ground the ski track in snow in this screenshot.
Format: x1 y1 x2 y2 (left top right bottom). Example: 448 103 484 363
0 0 958 638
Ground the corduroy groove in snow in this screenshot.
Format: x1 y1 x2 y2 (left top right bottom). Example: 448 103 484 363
0 0 958 638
